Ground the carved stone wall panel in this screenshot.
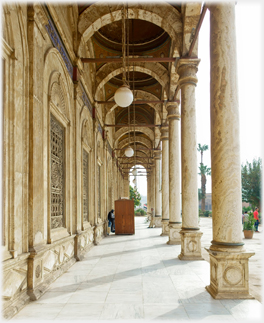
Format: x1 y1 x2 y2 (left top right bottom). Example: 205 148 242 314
74 226 95 260
2 254 30 319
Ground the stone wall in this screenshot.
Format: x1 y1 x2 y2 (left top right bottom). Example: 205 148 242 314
1 3 119 319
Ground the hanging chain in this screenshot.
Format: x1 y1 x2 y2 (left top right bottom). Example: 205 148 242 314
121 4 126 84
132 19 136 168
126 4 130 87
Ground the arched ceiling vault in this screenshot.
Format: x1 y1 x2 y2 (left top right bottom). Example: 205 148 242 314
77 2 202 160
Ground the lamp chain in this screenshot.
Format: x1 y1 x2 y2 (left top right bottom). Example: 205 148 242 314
121 4 126 84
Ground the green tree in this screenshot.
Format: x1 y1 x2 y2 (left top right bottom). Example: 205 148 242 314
197 144 211 213
241 158 262 210
129 185 141 208
197 144 209 164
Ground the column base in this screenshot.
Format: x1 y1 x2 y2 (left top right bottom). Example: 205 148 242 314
152 216 162 228
160 220 169 236
205 247 255 299
178 229 203 260
167 223 181 244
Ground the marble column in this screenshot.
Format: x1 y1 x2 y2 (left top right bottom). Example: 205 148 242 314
166 101 182 244
160 126 169 236
148 165 155 228
177 58 203 260
123 174 129 198
206 3 254 299
153 151 162 228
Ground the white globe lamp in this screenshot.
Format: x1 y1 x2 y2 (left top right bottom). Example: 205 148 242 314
132 168 137 176
114 85 133 108
124 146 134 157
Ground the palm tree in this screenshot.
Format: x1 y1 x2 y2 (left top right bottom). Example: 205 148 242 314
197 144 210 213
197 143 209 164
198 164 211 213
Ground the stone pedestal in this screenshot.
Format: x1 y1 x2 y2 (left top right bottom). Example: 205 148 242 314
160 220 169 236
178 230 203 260
167 223 181 245
205 247 255 299
152 216 162 228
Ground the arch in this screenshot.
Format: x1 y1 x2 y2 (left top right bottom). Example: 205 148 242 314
78 4 182 53
49 71 69 120
95 64 169 100
114 126 155 145
118 136 152 150
81 118 93 150
105 90 162 121
43 48 73 115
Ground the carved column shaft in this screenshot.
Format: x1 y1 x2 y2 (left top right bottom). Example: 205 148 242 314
154 151 162 217
160 126 169 236
123 174 129 198
166 102 181 244
177 58 203 260
205 3 254 300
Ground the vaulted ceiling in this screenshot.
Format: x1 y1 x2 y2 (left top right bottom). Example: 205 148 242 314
77 2 202 173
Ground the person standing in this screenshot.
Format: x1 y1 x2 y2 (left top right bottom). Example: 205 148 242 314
253 207 260 232
108 209 115 233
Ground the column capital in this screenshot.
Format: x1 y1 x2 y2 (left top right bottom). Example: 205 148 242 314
153 150 162 160
166 100 181 120
177 58 200 87
123 173 129 180
160 125 169 141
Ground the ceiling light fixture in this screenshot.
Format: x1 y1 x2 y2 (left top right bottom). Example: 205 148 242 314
114 4 133 108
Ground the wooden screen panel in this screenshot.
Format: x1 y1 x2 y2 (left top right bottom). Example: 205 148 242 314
115 199 135 235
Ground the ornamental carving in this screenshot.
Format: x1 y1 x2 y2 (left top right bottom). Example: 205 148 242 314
50 80 67 117
188 240 198 253
35 265 41 279
223 266 243 286
50 114 65 229
82 119 92 149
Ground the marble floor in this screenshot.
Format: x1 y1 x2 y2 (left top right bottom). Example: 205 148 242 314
13 217 263 321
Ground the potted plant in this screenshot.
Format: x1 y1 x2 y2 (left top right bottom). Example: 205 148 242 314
243 212 255 239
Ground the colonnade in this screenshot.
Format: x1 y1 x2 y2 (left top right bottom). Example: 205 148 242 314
146 3 254 299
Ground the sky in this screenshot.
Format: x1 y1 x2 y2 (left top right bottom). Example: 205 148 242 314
131 0 263 196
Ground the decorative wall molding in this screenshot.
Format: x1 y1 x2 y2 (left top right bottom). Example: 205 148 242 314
44 10 73 78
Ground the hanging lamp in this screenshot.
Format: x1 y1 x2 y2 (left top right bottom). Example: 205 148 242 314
114 4 133 107
132 168 137 176
123 5 134 158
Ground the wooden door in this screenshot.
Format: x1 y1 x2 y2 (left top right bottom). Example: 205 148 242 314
115 199 135 234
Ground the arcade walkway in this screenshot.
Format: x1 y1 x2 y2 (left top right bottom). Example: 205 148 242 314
13 217 262 321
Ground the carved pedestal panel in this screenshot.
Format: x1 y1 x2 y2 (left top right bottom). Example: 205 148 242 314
75 224 94 260
160 220 169 236
2 253 30 319
178 230 203 260
27 235 75 301
152 216 162 228
167 224 181 245
205 248 255 299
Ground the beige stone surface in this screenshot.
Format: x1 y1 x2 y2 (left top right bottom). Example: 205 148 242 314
160 126 169 235
166 101 181 244
2 2 255 319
